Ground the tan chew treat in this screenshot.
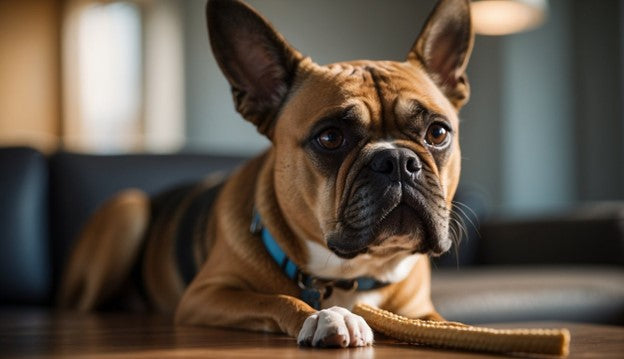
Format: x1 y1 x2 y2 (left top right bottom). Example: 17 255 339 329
353 303 571 357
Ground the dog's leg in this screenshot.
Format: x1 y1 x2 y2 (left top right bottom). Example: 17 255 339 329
175 286 373 347
58 189 150 311
175 286 314 336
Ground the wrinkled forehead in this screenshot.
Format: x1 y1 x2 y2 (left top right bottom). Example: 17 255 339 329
278 59 458 136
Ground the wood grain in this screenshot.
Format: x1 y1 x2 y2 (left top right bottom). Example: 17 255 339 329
1 309 622 358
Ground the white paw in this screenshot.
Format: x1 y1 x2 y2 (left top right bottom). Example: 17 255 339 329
297 306 373 348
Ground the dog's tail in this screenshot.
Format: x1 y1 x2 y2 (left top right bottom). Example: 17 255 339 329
57 189 150 312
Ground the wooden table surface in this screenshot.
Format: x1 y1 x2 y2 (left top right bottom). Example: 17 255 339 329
1 309 622 358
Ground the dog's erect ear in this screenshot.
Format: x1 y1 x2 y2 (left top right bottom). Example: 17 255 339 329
408 0 473 109
206 0 304 138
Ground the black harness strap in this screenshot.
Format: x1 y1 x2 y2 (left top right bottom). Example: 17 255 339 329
174 183 224 285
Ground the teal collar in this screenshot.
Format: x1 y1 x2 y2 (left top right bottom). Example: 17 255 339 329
251 210 390 309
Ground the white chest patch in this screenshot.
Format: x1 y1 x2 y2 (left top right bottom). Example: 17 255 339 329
303 240 420 284
302 240 421 310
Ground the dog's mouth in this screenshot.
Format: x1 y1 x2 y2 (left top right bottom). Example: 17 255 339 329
327 245 367 259
327 182 451 259
328 202 424 258
377 203 422 237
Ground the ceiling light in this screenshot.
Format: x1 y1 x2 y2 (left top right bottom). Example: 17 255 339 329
471 0 548 36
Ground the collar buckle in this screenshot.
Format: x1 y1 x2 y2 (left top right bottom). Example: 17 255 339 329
297 272 334 301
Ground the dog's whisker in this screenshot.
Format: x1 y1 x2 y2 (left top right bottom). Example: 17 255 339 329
452 201 480 222
451 201 481 239
449 216 467 244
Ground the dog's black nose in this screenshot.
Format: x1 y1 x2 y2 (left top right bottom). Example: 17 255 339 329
369 148 421 182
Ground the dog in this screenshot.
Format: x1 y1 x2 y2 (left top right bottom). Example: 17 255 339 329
59 0 473 348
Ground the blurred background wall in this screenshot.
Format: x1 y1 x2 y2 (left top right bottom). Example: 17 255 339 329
0 0 622 217
0 0 61 152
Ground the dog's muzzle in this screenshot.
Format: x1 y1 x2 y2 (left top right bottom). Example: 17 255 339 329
328 148 451 258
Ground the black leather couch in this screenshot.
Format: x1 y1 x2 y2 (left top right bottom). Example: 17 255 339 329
1 146 623 325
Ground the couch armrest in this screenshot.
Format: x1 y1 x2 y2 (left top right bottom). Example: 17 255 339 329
0 147 51 305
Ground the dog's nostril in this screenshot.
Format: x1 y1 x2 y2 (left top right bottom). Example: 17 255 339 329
405 157 421 173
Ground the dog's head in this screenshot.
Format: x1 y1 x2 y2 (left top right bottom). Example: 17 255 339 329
207 0 473 259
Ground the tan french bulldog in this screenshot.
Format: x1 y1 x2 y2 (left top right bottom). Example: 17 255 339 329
59 0 473 348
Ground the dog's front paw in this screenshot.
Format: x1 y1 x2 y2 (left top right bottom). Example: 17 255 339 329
297 306 373 348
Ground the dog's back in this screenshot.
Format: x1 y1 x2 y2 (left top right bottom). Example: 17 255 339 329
58 177 224 313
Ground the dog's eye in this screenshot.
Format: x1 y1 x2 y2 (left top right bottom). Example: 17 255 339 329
316 128 344 150
425 123 450 146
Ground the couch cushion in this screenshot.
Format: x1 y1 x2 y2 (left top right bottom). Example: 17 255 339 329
49 152 247 291
479 207 624 265
0 147 50 305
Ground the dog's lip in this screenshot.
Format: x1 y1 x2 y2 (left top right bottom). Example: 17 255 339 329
330 201 421 256
327 243 369 259
428 238 452 257
372 201 421 232
329 203 421 259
